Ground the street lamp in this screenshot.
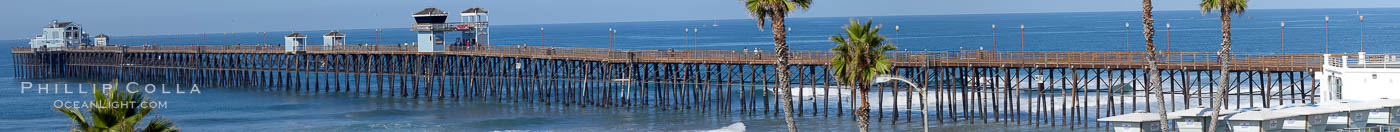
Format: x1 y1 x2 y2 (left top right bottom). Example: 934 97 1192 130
685 28 691 49
1280 22 1286 53
1165 24 1171 52
895 25 901 48
873 74 928 132
538 27 544 47
991 24 996 51
376 28 383 45
1325 16 1330 54
609 28 615 50
1125 22 1131 52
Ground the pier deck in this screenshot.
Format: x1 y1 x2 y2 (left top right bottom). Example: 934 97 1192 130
11 45 1329 129
13 45 1325 71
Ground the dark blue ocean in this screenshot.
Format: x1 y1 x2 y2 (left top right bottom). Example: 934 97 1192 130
4 8 1400 131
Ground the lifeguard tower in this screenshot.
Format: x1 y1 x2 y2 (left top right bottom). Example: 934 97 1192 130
459 8 490 47
323 31 344 50
284 33 306 52
409 8 467 52
411 8 449 52
411 7 490 52
93 34 108 46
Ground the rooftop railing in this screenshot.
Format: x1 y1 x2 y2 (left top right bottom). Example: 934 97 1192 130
410 22 487 31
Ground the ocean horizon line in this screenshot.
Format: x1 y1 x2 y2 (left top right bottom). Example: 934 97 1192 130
4 7 1392 42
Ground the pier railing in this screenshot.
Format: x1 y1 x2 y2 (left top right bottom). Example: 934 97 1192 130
1322 53 1400 68
12 45 1326 71
411 22 487 31
10 44 1328 129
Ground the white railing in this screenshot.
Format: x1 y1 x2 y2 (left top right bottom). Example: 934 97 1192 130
1325 53 1400 68
410 22 486 31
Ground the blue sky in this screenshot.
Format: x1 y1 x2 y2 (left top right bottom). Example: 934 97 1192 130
2 0 1397 39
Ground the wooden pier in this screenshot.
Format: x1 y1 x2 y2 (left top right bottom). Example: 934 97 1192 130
12 45 1328 129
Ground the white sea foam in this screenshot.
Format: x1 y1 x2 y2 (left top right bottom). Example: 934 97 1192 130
703 122 745 132
766 85 1298 114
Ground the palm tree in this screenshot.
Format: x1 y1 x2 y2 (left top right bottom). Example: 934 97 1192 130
829 19 895 132
1139 0 1170 131
1199 0 1247 132
55 80 179 132
744 0 812 131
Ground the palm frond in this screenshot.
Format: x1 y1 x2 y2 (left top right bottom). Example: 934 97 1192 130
1200 0 1248 15
828 18 892 86
743 0 814 31
55 79 179 132
140 117 178 132
56 107 91 131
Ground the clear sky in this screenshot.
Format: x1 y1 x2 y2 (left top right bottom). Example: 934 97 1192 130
2 0 1397 39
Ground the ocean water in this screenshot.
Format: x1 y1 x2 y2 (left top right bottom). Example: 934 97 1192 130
3 8 1400 131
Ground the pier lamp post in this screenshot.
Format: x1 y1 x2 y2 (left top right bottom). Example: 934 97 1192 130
610 28 616 50
1165 24 1171 53
538 27 544 47
1360 15 1364 53
1019 24 1025 61
895 25 900 48
684 28 691 49
991 24 996 51
263 32 270 45
1125 22 1131 52
695 28 701 49
1325 16 1330 54
1281 22 1286 53
609 28 615 50
873 74 928 132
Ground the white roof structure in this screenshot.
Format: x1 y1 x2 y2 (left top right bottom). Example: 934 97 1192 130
1272 104 1342 116
1222 109 1295 121
1319 100 1382 111
461 8 487 16
413 8 448 17
285 33 306 38
324 31 345 37
1168 106 1241 118
1098 110 1179 122
1368 98 1400 107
